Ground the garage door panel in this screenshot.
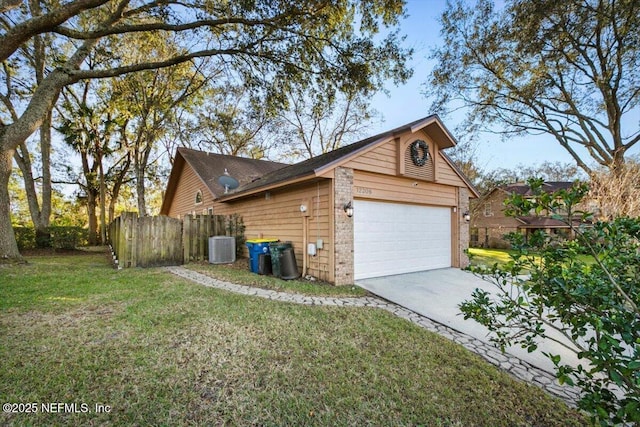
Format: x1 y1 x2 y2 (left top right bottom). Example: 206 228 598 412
354 200 451 280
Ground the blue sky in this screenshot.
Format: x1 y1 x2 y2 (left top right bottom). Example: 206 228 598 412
368 0 638 172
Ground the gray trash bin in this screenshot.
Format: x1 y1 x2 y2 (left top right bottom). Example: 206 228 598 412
269 241 292 278
280 247 299 280
258 253 272 275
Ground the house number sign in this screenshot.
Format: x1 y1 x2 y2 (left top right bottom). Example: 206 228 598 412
355 186 373 195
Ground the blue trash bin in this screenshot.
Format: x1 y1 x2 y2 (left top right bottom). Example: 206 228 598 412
245 239 278 273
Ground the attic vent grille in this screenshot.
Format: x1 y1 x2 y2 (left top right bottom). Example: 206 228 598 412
208 236 236 264
404 142 434 181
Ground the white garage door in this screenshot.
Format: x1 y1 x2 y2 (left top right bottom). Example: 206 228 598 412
354 200 451 280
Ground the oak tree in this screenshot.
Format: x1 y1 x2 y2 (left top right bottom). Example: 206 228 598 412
0 0 411 259
426 0 640 175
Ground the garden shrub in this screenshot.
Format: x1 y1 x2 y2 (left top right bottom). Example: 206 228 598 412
13 226 89 250
460 179 639 425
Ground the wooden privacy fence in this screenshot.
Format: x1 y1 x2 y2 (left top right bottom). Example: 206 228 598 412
182 214 244 263
109 213 244 268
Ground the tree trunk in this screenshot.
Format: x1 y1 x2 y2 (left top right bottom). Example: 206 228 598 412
134 145 147 216
0 147 23 260
99 157 107 244
13 114 53 247
108 196 116 226
86 189 99 245
39 111 53 243
32 18 52 246
0 67 70 259
108 154 131 225
136 169 147 216
14 143 49 246
612 148 627 176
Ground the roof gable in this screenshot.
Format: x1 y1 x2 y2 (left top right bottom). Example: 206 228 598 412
219 115 478 200
502 181 576 196
160 147 286 214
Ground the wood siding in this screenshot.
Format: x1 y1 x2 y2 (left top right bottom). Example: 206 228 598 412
435 152 466 187
344 137 398 175
402 139 435 181
167 163 216 218
215 180 333 283
342 130 467 191
353 170 458 206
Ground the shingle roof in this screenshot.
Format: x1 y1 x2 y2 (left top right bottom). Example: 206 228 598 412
224 132 383 196
178 147 287 197
515 216 570 228
502 181 576 196
162 114 479 213
219 114 467 200
160 147 287 214
515 216 590 229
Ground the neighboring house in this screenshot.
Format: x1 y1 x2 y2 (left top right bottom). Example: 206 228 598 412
161 115 479 285
471 181 586 248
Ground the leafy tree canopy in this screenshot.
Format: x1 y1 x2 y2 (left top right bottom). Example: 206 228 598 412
426 0 640 174
0 0 412 258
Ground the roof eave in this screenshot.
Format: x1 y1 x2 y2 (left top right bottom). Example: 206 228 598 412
214 114 468 201
216 172 319 202
411 115 456 149
517 224 571 229
313 116 458 177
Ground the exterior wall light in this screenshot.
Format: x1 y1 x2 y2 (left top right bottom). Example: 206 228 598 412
344 201 354 218
463 211 471 222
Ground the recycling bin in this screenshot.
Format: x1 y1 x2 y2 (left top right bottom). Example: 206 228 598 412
245 239 278 273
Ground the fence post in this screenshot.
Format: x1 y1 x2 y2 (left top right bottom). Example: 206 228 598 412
182 214 191 263
123 212 138 268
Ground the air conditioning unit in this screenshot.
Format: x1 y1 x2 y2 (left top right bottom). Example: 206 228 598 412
208 236 236 264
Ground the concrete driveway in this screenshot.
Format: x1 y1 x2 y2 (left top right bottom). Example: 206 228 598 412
356 268 582 375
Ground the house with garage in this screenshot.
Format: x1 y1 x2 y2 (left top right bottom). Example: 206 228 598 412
161 115 479 285
471 181 590 248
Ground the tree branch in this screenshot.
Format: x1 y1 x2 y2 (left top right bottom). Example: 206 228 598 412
0 0 110 62
53 14 294 40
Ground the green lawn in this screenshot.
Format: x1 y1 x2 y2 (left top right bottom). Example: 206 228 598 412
186 261 368 297
469 247 596 269
468 248 518 267
0 251 587 426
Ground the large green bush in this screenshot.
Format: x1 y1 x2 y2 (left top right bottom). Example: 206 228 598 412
13 227 36 250
13 226 89 250
461 179 639 425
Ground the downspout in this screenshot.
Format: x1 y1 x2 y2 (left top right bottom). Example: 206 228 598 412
302 216 308 278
